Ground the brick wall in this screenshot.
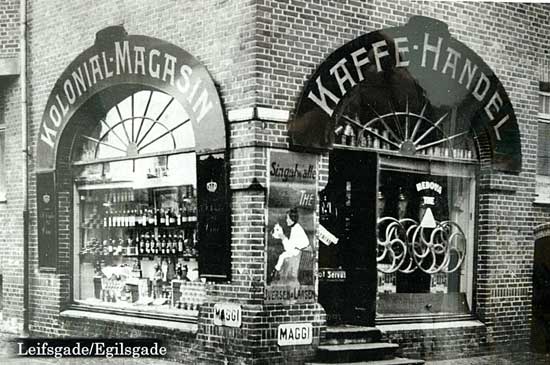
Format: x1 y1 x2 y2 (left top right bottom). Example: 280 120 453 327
252 0 550 359
12 0 550 363
0 77 24 334
0 0 19 58
0 0 22 333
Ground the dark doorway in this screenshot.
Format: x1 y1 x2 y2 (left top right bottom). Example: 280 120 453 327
318 150 378 325
532 236 550 353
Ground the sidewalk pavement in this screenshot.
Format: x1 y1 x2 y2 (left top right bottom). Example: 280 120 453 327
2 351 550 365
425 352 550 364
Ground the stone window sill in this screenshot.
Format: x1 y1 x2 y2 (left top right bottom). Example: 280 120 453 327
60 309 197 333
377 319 485 332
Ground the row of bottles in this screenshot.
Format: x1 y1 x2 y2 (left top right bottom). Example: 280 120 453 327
103 207 197 228
82 231 197 257
336 124 474 160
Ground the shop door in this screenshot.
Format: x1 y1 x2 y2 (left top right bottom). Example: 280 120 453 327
532 236 550 353
319 150 378 325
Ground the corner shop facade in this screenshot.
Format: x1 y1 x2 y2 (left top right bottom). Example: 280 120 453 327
1 1 550 363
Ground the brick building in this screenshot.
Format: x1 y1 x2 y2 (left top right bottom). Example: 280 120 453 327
1 1 550 364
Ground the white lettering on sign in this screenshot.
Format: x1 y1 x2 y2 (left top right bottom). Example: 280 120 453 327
213 303 242 328
319 269 346 280
318 224 339 246
277 323 313 346
306 32 513 138
423 196 435 206
416 181 442 195
39 40 214 150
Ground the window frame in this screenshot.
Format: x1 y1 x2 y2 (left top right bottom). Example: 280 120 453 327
375 153 479 321
69 89 205 321
535 91 550 204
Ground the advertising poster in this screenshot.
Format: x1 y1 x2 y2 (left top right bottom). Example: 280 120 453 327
266 150 317 304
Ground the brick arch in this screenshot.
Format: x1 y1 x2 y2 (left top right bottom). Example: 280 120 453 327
36 25 227 174
534 223 550 241
290 16 522 173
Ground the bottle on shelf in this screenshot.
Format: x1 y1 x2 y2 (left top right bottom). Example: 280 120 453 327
160 208 166 226
108 239 114 255
177 233 184 254
190 203 197 222
161 234 167 254
145 234 151 254
181 203 189 223
170 234 176 254
139 234 145 254
192 230 198 256
130 209 136 227
141 209 147 227
117 238 123 255
126 237 133 255
177 208 182 225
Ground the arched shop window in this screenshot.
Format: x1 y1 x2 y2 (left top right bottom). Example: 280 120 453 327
71 87 206 316
334 87 478 318
293 17 522 321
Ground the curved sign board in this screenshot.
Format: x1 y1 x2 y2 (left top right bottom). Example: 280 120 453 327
37 26 226 172
290 16 521 172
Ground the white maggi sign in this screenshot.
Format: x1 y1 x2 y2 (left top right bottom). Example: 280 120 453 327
213 303 242 328
277 323 313 346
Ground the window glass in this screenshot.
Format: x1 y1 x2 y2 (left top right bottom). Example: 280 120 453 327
376 158 476 317
536 93 550 202
72 90 204 316
72 90 194 163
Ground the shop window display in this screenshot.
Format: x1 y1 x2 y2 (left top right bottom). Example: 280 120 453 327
332 91 478 317
375 163 476 316
71 89 205 316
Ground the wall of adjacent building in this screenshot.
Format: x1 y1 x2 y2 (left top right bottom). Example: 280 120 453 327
0 0 24 334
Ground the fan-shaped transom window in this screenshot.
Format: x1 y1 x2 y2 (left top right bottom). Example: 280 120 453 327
73 90 194 163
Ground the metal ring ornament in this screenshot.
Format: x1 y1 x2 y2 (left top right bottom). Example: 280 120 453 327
376 217 408 273
377 217 466 275
410 220 466 274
